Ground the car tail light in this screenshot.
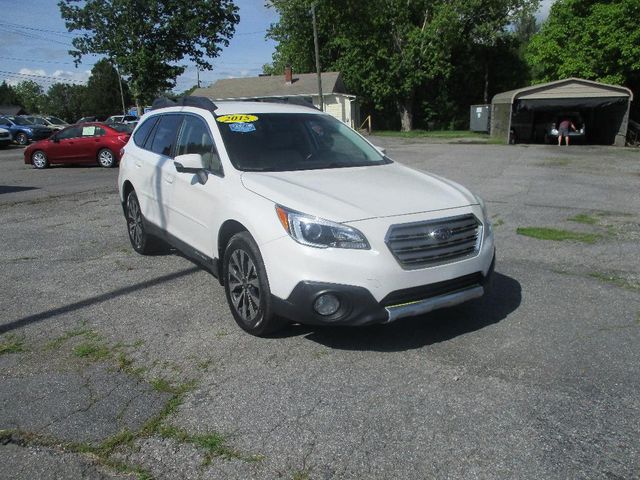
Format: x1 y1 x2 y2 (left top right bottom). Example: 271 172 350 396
117 135 129 143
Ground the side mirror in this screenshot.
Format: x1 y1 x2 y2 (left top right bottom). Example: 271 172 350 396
52 135 59 143
373 145 386 155
174 153 207 184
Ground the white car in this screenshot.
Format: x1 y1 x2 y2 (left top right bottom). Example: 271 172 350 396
118 98 495 336
106 114 138 124
0 126 11 147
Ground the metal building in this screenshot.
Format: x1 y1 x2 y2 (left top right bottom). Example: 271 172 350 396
491 78 633 146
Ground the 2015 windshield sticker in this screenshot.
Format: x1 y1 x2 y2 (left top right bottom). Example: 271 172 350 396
229 122 256 133
216 114 258 123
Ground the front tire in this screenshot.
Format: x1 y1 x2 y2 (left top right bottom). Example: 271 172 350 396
31 150 49 169
223 232 283 336
98 148 116 168
125 190 162 254
16 132 28 146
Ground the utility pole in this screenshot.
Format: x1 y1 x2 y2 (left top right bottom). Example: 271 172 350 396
114 63 126 115
311 3 323 111
196 67 201 88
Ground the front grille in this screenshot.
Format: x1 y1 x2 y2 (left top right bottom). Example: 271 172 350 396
381 272 483 307
385 214 481 269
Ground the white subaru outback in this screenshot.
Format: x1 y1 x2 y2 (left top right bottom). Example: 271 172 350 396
118 97 495 336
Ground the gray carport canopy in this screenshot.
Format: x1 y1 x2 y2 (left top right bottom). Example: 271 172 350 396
491 78 633 145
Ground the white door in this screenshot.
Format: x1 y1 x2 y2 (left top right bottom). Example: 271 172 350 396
167 114 224 257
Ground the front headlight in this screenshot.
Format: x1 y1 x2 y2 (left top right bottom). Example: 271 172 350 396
275 205 370 249
475 194 492 236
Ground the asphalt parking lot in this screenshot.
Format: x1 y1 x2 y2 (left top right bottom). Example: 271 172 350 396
1 140 639 479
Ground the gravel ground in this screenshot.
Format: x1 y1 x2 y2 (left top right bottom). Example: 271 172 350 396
1 140 639 479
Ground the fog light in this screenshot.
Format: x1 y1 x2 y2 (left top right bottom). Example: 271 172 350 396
313 293 340 316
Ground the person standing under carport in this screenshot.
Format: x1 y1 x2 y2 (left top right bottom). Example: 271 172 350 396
558 118 576 146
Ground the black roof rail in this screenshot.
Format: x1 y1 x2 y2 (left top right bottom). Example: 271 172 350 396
248 97 320 111
151 97 176 110
178 96 217 110
151 96 217 112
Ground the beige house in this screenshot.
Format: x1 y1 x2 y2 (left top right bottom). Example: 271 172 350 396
191 68 360 128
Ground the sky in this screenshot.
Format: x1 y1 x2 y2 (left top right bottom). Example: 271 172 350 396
0 0 555 95
0 0 278 93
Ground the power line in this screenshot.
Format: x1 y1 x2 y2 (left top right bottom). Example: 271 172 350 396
0 21 77 37
0 26 73 47
0 55 97 66
0 69 87 85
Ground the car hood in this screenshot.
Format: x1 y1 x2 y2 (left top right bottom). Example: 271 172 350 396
240 163 477 222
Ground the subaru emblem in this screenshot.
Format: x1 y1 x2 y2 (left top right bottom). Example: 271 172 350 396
430 227 452 241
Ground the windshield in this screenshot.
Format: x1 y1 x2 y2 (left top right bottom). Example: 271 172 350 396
47 116 67 125
30 117 47 125
9 116 33 126
217 113 390 172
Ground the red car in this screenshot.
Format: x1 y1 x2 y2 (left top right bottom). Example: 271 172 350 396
24 122 132 169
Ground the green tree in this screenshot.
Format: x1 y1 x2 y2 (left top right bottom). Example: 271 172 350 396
59 0 239 111
0 81 19 106
266 0 538 131
44 83 88 122
13 81 45 114
526 0 640 85
457 0 539 103
84 59 132 117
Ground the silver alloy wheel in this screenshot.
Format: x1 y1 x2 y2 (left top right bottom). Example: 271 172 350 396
126 194 143 249
98 149 115 167
16 133 28 145
32 151 47 169
227 249 261 325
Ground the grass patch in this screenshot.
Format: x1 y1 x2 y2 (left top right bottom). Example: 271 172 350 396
292 468 313 480
588 272 640 292
150 377 174 393
1 429 153 480
215 330 229 339
0 334 26 355
568 213 599 225
73 342 111 360
372 129 488 139
197 359 213 371
44 326 95 350
516 227 600 244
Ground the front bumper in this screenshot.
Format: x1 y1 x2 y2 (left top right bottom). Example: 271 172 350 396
272 254 495 326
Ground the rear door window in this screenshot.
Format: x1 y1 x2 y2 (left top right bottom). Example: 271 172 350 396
133 116 159 147
57 126 82 140
149 115 183 157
